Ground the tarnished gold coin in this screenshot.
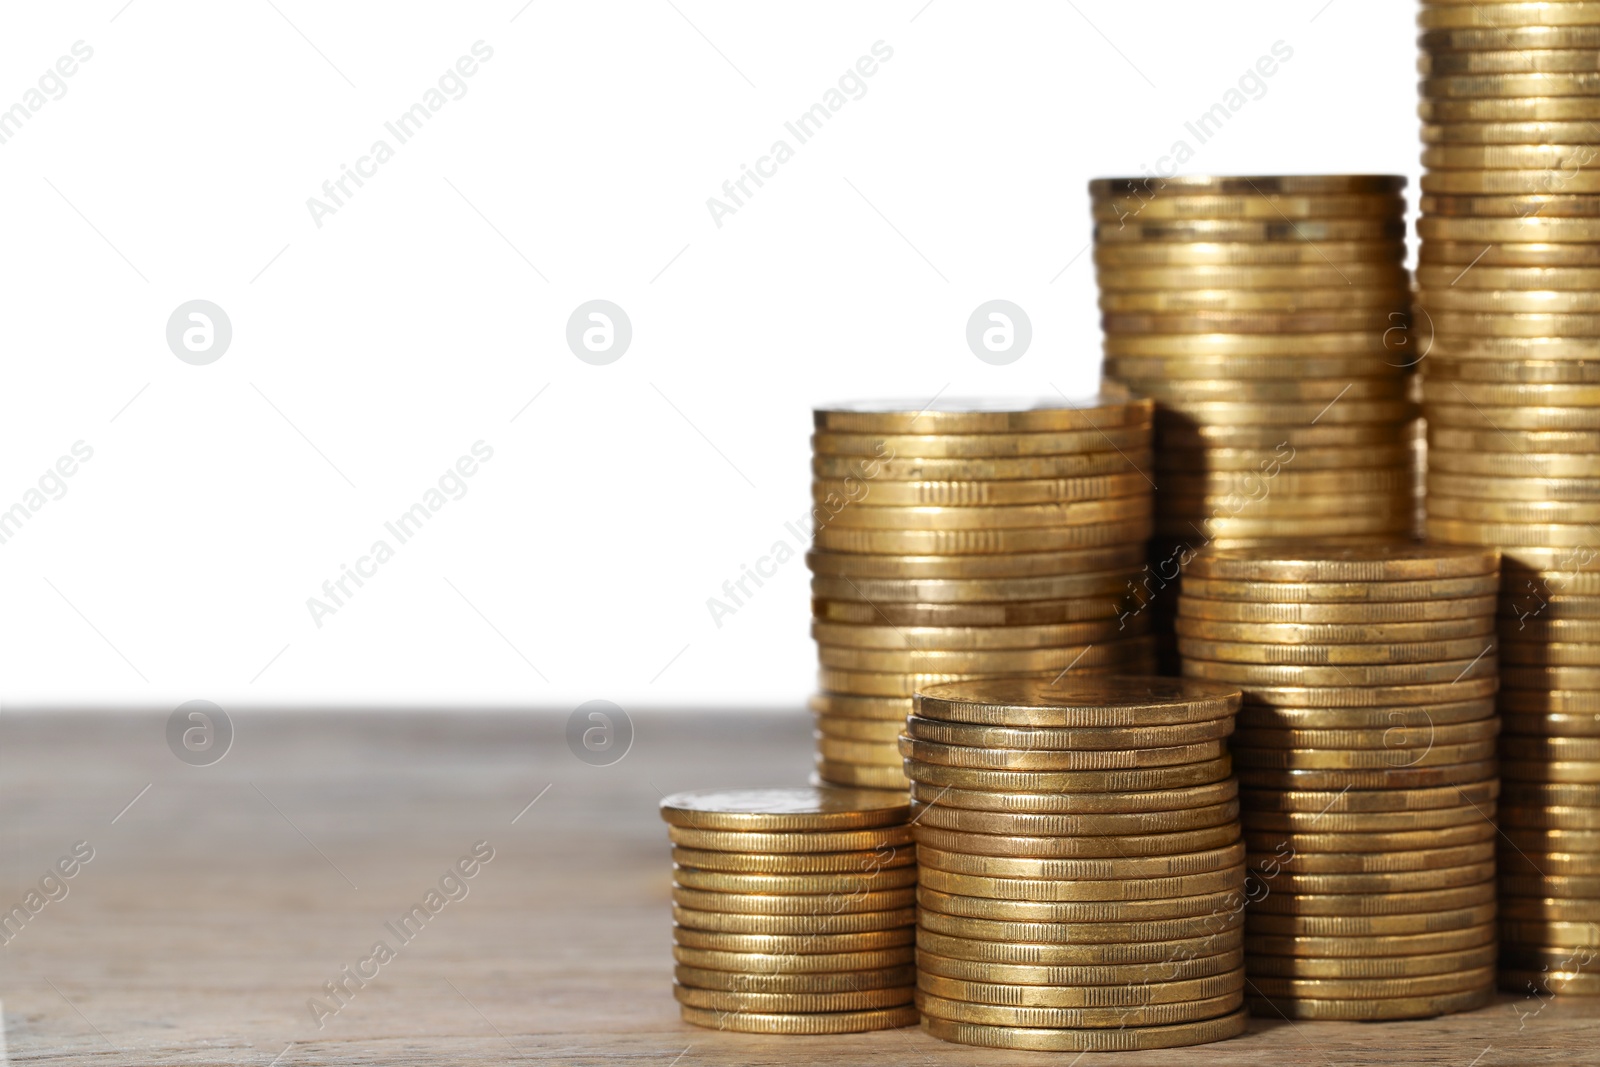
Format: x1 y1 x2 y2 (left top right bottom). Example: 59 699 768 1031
671 845 914 874
914 676 1240 727
821 668 1058 699
1245 987 1491 1021
916 885 1241 923
1427 451 1600 478
916 842 1245 881
679 1003 919 1033
1112 378 1406 404
1502 825 1600 853
918 1009 1249 1052
1250 943 1497 981
672 926 916 954
1179 574 1499 603
811 474 1150 508
1247 881 1495 916
1100 289 1406 317
674 963 915 993
1179 596 1496 624
1245 902 1497 937
909 778 1238 815
917 865 1245 904
1104 310 1403 337
672 905 918 936
1500 897 1600 921
899 735 1226 771
814 759 908 790
916 970 1243 1008
1424 290 1600 318
1502 781 1600 807
673 865 918 895
1501 691 1600 716
915 989 1244 1029
1161 468 1415 497
672 983 914 1013
1090 175 1405 197
905 757 1233 795
667 825 913 854
910 824 1240 860
1253 862 1499 896
906 800 1239 837
916 926 1243 966
1502 849 1600 876
672 944 916 973
1420 24 1600 52
811 426 1150 459
672 885 916 915
813 398 1151 435
659 787 908 832
812 449 1154 482
1182 656 1496 686
1501 804 1600 832
1501 640 1600 667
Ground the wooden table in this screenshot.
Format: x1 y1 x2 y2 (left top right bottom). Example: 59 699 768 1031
4 710 1595 1065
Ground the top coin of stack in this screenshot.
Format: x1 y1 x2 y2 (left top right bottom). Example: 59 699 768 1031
1177 544 1502 1020
1416 0 1600 994
902 676 1250 1053
807 398 1158 790
1089 174 1422 666
662 786 920 1034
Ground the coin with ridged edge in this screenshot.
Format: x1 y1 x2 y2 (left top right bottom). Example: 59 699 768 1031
671 926 916 954
905 757 1234 794
916 866 1246 903
1246 881 1496 916
813 398 1152 435
916 842 1246 881
671 983 914 1013
914 989 1244 1028
670 845 915 874
916 927 1243 966
659 787 909 832
915 945 1246 985
916 970 1243 1007
672 865 919 894
905 802 1239 838
670 906 918 936
918 1009 1248 1052
914 676 1240 727
674 963 915 993
908 778 1239 814
915 885 1243 922
679 1003 919 1033
1245 987 1492 1021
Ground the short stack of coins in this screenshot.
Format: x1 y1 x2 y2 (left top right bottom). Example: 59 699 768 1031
661 787 919 1034
900 677 1250 1053
1417 0 1600 997
808 398 1158 790
1176 545 1502 1020
1089 174 1420 667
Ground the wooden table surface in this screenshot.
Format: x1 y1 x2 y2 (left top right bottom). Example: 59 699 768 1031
3 709 1596 1065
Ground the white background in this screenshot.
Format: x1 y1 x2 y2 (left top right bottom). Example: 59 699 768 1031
0 0 1417 710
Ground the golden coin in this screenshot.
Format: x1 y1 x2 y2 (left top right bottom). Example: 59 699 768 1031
1179 635 1496 666
1251 805 1494 836
1235 718 1500 750
811 474 1150 508
1247 881 1495 916
1435 497 1600 523
666 825 913 854
916 945 1246 986
679 1003 918 1033
1501 709 1600 735
821 497 1151 532
1245 925 1495 959
1240 779 1498 813
899 735 1226 771
1090 195 1404 222
1424 289 1600 316
674 963 916 993
1502 823 1600 851
1238 760 1500 791
907 800 1239 838
1095 244 1402 269
916 971 1243 1008
911 824 1240 860
1251 842 1496 875
1114 378 1407 404
1430 427 1600 453
812 522 1151 555
659 787 908 832
1420 24 1600 52
808 546 1147 581
902 715 1233 751
1246 903 1497 937
1254 862 1499 896
1502 782 1600 807
1158 496 1416 526
916 885 1241 922
672 984 914 1013
1178 573 1499 603
1179 596 1496 624
918 908 1242 950
1251 943 1497 981
1421 195 1600 223
1157 449 1417 475
1501 968 1600 995
814 716 904 743
809 693 912 721
821 661 1150 699
813 398 1151 435
1100 288 1405 316
1500 898 1600 922
1501 642 1600 669
916 841 1245 881
1503 759 1600 783
914 676 1241 727
818 640 1130 672
1503 850 1600 875
915 926 1243 966
671 905 918 936
672 885 916 915
812 598 1124 626
1421 146 1600 177
1096 216 1405 242
1423 49 1600 76
1161 468 1415 495
1107 353 1404 378
813 426 1151 458
1501 920 1600 947
1243 823 1496 854
915 989 1244 1029
1144 399 1416 426
1246 966 1495 1002
1095 265 1408 292
814 759 909 790
812 449 1156 482
1425 379 1600 405
1176 617 1495 645
671 845 914 874
1157 423 1413 450
1417 264 1600 289
1245 987 1491 1021
672 944 917 973
811 619 1135 651
917 867 1244 907
1501 690 1600 716
1233 678 1500 708
1421 71 1600 96
814 736 908 767
1501 872 1600 897
673 926 916 954
1426 314 1600 341
1427 452 1600 478
1238 699 1497 730
1103 331 1394 358
908 779 1240 816
1419 102 1600 131
673 866 918 895
1089 175 1406 197
918 1009 1248 1052
1181 656 1496 686
905 757 1233 796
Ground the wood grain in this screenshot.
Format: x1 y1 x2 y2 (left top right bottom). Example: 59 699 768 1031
0 710 1593 1065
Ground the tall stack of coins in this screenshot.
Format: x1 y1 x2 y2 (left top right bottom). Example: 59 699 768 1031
1089 174 1420 665
808 399 1158 789
661 787 919 1033
900 677 1250 1053
1176 545 1502 1020
1417 1 1600 994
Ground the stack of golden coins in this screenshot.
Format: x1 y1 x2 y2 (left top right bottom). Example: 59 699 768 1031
1089 174 1421 666
900 677 1250 1052
808 399 1158 790
661 787 920 1033
1416 0 1600 995
1176 545 1502 1019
